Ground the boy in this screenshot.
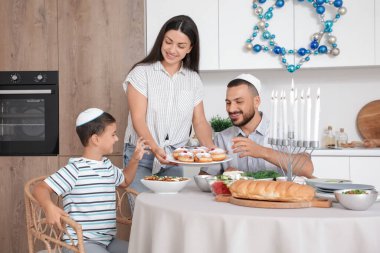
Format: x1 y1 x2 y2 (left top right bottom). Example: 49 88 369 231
33 108 148 253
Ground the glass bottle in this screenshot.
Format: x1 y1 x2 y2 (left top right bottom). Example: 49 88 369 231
337 128 348 147
323 126 336 148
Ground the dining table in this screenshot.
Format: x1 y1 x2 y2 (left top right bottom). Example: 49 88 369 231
128 181 380 253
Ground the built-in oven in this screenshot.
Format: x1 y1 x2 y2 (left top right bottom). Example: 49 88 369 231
0 71 59 155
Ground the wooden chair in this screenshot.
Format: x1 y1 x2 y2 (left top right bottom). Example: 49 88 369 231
24 176 138 253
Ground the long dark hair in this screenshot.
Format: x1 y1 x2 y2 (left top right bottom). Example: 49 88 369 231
131 15 200 73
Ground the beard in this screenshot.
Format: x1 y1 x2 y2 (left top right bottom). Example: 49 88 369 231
229 108 256 127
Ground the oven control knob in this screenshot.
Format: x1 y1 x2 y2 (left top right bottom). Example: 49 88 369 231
37 74 43 81
10 73 21 83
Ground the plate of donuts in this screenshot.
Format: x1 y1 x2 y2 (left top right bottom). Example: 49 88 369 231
167 146 233 166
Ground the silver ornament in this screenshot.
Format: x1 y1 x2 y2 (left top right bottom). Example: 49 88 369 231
328 36 337 44
331 48 340 56
255 7 263 15
338 7 347 15
257 20 266 29
246 43 253 50
311 33 321 41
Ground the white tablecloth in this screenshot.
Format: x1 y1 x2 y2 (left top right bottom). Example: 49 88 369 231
128 182 380 253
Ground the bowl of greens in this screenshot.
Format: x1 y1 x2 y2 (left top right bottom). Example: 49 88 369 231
334 189 378 211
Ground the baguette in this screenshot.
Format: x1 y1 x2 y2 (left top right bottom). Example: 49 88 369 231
229 180 315 202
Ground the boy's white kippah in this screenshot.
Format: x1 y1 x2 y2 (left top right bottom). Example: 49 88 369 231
235 73 261 95
76 108 104 127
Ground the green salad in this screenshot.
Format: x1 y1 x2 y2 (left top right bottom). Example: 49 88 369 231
242 170 281 179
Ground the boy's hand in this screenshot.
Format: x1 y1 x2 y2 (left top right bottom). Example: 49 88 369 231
44 203 69 231
132 137 150 161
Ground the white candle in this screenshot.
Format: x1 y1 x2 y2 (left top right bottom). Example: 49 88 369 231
289 79 294 133
279 91 283 140
283 89 288 139
273 91 278 140
293 88 298 141
306 88 312 142
300 90 305 141
270 90 274 139
313 88 320 142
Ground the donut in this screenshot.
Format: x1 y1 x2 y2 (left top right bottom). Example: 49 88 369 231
173 147 189 159
209 148 227 161
177 151 194 162
191 147 207 155
194 152 213 163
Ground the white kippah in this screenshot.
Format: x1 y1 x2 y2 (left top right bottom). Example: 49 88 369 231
76 108 104 127
235 73 262 95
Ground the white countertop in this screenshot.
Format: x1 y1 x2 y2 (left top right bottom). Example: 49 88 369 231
311 148 380 157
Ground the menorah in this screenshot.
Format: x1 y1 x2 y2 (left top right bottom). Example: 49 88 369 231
268 79 320 181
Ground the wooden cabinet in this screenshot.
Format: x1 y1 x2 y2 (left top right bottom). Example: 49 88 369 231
350 157 380 190
376 0 380 65
146 0 219 70
311 156 350 179
294 0 375 68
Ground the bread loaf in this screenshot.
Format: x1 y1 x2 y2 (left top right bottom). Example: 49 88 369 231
229 180 315 202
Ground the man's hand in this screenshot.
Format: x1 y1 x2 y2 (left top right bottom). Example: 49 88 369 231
231 137 266 159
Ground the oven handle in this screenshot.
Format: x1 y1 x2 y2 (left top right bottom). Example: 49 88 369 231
0 89 53 95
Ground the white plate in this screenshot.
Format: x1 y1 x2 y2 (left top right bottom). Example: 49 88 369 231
166 154 232 167
306 178 351 188
141 178 190 194
314 183 374 191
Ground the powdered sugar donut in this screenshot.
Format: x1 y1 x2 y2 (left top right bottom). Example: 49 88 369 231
177 151 194 162
209 148 227 161
194 152 213 163
173 147 189 159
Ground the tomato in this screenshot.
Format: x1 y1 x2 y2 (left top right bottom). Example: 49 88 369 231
211 181 231 195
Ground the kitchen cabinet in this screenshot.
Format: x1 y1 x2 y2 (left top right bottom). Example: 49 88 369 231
218 0 294 70
294 0 375 68
350 157 380 190
376 0 380 65
145 0 219 70
311 156 350 179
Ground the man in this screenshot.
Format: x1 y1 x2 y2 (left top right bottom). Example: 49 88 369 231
202 74 314 178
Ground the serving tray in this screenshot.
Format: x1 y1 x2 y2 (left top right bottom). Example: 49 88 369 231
215 194 331 209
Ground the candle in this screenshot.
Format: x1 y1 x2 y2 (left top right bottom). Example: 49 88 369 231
270 90 274 139
279 91 283 140
289 79 294 133
273 91 278 140
300 90 305 141
306 88 312 142
283 89 288 139
294 88 298 141
313 88 320 142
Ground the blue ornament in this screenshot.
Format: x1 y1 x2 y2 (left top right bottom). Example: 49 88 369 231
318 45 328 54
258 0 267 3
262 31 271 40
305 56 310 61
316 6 325 14
296 65 301 70
333 0 343 8
324 20 333 32
264 11 273 20
253 44 262 52
310 40 319 50
275 0 285 8
282 58 287 63
273 46 282 54
316 0 325 5
287 65 296 73
297 48 307 56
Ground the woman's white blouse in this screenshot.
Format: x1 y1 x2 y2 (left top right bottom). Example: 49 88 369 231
123 61 203 173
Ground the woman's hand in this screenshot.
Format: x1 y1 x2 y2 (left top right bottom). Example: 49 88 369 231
151 146 178 165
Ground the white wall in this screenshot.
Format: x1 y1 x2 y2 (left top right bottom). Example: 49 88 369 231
200 66 380 142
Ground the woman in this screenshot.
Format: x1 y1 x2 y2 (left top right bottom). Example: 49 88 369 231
123 15 215 192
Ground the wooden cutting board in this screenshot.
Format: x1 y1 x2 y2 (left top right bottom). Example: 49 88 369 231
215 194 331 209
357 100 380 139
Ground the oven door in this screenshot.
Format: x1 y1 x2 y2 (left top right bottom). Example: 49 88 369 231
0 86 58 155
